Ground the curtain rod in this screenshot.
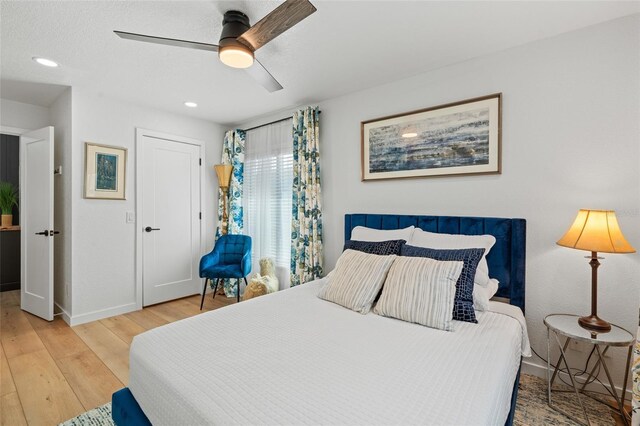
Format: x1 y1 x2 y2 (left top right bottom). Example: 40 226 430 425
241 110 322 133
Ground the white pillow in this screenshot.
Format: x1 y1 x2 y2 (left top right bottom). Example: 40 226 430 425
350 225 415 242
409 228 496 287
317 250 396 314
373 256 463 331
473 278 500 311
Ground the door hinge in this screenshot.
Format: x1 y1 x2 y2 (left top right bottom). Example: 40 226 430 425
199 212 202 220
199 158 202 166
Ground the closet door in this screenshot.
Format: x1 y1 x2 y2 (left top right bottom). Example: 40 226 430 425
138 130 201 306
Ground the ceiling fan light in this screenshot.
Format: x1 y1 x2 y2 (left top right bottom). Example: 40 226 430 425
219 45 254 69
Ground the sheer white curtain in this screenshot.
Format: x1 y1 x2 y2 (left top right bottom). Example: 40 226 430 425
243 119 293 289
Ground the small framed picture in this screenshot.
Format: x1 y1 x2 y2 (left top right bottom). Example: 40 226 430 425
361 93 501 181
84 142 127 199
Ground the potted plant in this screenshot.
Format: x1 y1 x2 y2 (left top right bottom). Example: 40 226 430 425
0 181 18 228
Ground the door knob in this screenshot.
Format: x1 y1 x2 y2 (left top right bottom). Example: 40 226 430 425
35 230 50 236
144 226 160 233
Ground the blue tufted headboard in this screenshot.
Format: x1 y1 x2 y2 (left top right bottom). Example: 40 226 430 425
344 214 526 312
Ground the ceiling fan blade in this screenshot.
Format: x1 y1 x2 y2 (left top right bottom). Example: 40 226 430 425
244 58 283 92
114 31 219 52
237 0 316 51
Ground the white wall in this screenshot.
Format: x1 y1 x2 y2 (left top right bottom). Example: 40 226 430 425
0 98 50 130
49 88 73 316
239 14 640 388
325 15 639 386
69 90 224 323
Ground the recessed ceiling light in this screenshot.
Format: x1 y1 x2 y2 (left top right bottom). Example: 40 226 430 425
402 132 418 138
184 102 198 108
32 57 59 67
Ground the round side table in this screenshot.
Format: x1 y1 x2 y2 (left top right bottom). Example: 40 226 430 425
544 314 634 426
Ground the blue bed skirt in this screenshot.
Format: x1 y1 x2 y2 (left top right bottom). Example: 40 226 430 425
112 364 522 426
112 388 151 426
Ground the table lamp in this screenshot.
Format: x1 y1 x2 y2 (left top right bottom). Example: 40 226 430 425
557 209 635 331
214 164 233 235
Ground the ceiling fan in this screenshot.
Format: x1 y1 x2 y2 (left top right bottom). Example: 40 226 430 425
114 0 316 92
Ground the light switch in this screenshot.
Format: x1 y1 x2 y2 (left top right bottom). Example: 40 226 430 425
126 211 135 223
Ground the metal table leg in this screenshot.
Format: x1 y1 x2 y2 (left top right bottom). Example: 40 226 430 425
550 335 572 388
578 346 610 393
620 345 633 425
595 345 631 426
548 332 591 426
547 327 552 404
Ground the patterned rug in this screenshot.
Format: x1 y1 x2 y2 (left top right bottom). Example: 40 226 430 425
59 374 619 425
514 374 618 425
59 403 112 426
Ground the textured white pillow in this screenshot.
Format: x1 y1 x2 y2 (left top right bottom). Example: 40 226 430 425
473 278 500 311
318 250 396 314
373 256 463 331
409 229 496 287
350 225 415 242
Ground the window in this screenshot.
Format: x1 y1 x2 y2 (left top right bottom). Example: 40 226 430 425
243 119 293 289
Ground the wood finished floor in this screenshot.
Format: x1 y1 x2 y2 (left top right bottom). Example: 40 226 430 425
0 289 235 426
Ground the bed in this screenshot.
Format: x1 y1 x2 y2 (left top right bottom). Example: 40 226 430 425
113 213 528 426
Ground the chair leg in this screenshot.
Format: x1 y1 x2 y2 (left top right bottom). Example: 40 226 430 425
237 279 241 303
240 277 249 303
212 279 220 300
200 278 209 311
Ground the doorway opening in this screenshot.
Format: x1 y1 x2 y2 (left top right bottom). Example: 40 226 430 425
0 133 21 292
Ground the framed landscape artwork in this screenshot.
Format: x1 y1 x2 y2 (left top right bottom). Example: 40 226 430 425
361 93 502 181
84 142 127 199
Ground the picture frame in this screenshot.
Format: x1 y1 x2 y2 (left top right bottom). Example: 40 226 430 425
361 93 502 181
84 142 127 199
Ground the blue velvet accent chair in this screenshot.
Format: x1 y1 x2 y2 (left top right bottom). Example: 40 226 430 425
199 235 252 309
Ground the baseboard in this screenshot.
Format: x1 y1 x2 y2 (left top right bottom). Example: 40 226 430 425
67 302 138 326
522 358 632 397
54 302 72 325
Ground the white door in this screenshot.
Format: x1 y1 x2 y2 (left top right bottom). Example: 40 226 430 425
139 132 201 306
20 127 54 321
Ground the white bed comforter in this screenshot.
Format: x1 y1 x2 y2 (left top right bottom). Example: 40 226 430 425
129 278 529 426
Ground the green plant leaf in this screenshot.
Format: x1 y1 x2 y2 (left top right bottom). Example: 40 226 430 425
0 181 18 215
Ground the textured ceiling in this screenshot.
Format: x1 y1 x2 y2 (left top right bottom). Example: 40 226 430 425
1 1 638 125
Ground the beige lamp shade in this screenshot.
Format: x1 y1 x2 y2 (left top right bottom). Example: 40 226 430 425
214 164 233 189
557 209 636 253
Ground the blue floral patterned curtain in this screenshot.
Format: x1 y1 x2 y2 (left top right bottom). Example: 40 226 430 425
290 107 323 286
216 129 245 296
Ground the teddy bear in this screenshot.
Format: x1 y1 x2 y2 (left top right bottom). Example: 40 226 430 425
242 257 279 301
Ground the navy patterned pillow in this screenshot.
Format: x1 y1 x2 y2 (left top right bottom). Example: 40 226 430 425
401 245 485 324
343 239 406 256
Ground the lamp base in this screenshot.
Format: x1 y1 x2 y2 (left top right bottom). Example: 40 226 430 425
578 314 611 332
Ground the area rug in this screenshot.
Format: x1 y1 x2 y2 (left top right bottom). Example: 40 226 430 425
515 374 619 425
59 374 618 425
59 403 113 426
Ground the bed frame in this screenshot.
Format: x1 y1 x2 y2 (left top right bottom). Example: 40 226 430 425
112 213 526 426
345 213 527 426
